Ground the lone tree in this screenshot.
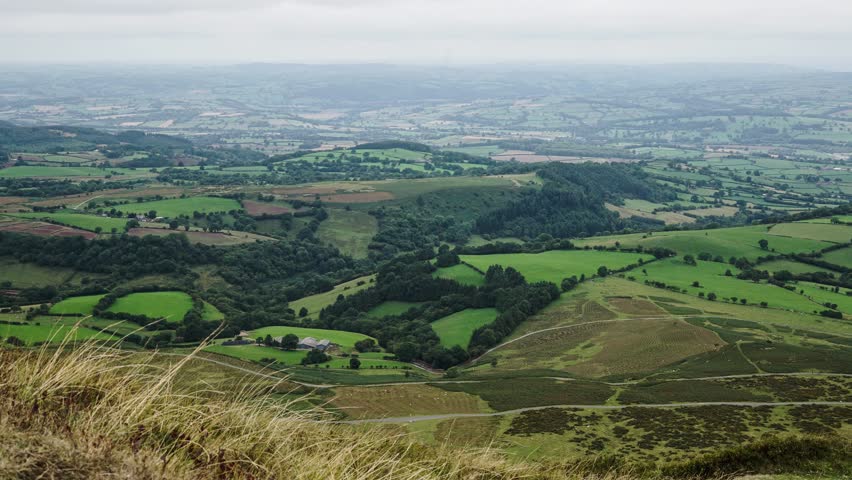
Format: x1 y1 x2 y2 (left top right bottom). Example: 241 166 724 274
280 333 298 350
597 266 609 277
298 307 308 317
683 255 697 266
349 357 361 370
758 239 769 250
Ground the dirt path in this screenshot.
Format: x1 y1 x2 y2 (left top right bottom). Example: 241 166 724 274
338 401 852 424
73 194 104 210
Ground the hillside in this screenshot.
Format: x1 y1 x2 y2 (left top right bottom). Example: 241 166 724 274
1 339 848 480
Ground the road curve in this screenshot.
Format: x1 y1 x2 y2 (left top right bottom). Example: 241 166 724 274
338 401 852 424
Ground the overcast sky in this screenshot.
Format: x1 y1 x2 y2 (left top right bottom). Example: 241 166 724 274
1 0 851 68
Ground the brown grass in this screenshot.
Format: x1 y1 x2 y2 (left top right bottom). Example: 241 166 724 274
0 333 643 480
331 384 483 419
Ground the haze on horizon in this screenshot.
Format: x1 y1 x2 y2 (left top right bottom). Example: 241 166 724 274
1 0 851 70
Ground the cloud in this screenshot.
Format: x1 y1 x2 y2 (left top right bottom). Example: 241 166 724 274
0 0 850 68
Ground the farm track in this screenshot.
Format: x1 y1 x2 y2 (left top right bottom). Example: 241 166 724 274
72 194 104 210
338 401 852 425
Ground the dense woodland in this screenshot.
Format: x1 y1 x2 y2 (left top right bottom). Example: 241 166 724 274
476 163 676 238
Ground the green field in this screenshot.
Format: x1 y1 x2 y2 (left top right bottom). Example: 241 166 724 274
432 263 485 286
201 301 225 321
0 166 150 178
575 224 833 260
459 250 653 284
289 275 376 319
821 247 852 267
0 257 85 287
638 258 829 314
758 259 835 275
106 291 194 320
205 344 307 365
248 326 375 352
316 208 378 258
50 294 106 315
431 308 498 348
367 301 425 318
8 212 138 232
0 321 112 345
113 197 241 218
768 222 852 243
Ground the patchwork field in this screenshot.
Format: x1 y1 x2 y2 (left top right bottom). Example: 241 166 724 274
8 211 143 232
575 224 835 260
288 274 376 320
432 263 485 286
247 326 375 352
332 384 485 419
459 250 653 284
483 317 723 378
0 218 96 239
127 228 270 245
316 208 378 258
431 308 498 348
106 291 194 320
50 294 106 315
637 258 839 315
0 319 113 345
113 196 241 217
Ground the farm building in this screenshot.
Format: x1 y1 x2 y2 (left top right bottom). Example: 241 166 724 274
295 336 332 351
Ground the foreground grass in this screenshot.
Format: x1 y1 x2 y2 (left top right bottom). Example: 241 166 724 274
0 336 847 479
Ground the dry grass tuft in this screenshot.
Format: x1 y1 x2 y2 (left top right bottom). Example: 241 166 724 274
0 330 630 480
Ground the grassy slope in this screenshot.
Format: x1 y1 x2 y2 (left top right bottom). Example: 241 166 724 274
248 326 374 351
106 291 194 320
367 301 424 318
575 224 834 260
50 294 106 315
432 263 485 286
8 212 137 232
460 250 653 284
316 208 378 259
431 308 498 348
638 258 828 314
289 274 376 319
113 196 241 217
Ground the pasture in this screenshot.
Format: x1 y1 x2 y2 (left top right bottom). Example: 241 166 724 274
106 291 194 320
9 211 137 232
637 258 825 314
574 224 833 260
367 301 425 318
288 274 375 319
316 208 378 258
459 250 653 284
205 344 307 365
113 196 241 217
0 257 87 287
432 263 485 286
768 222 852 243
0 320 112 345
821 246 852 267
248 326 375 352
431 308 498 348
0 166 151 178
758 259 835 275
50 294 106 315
